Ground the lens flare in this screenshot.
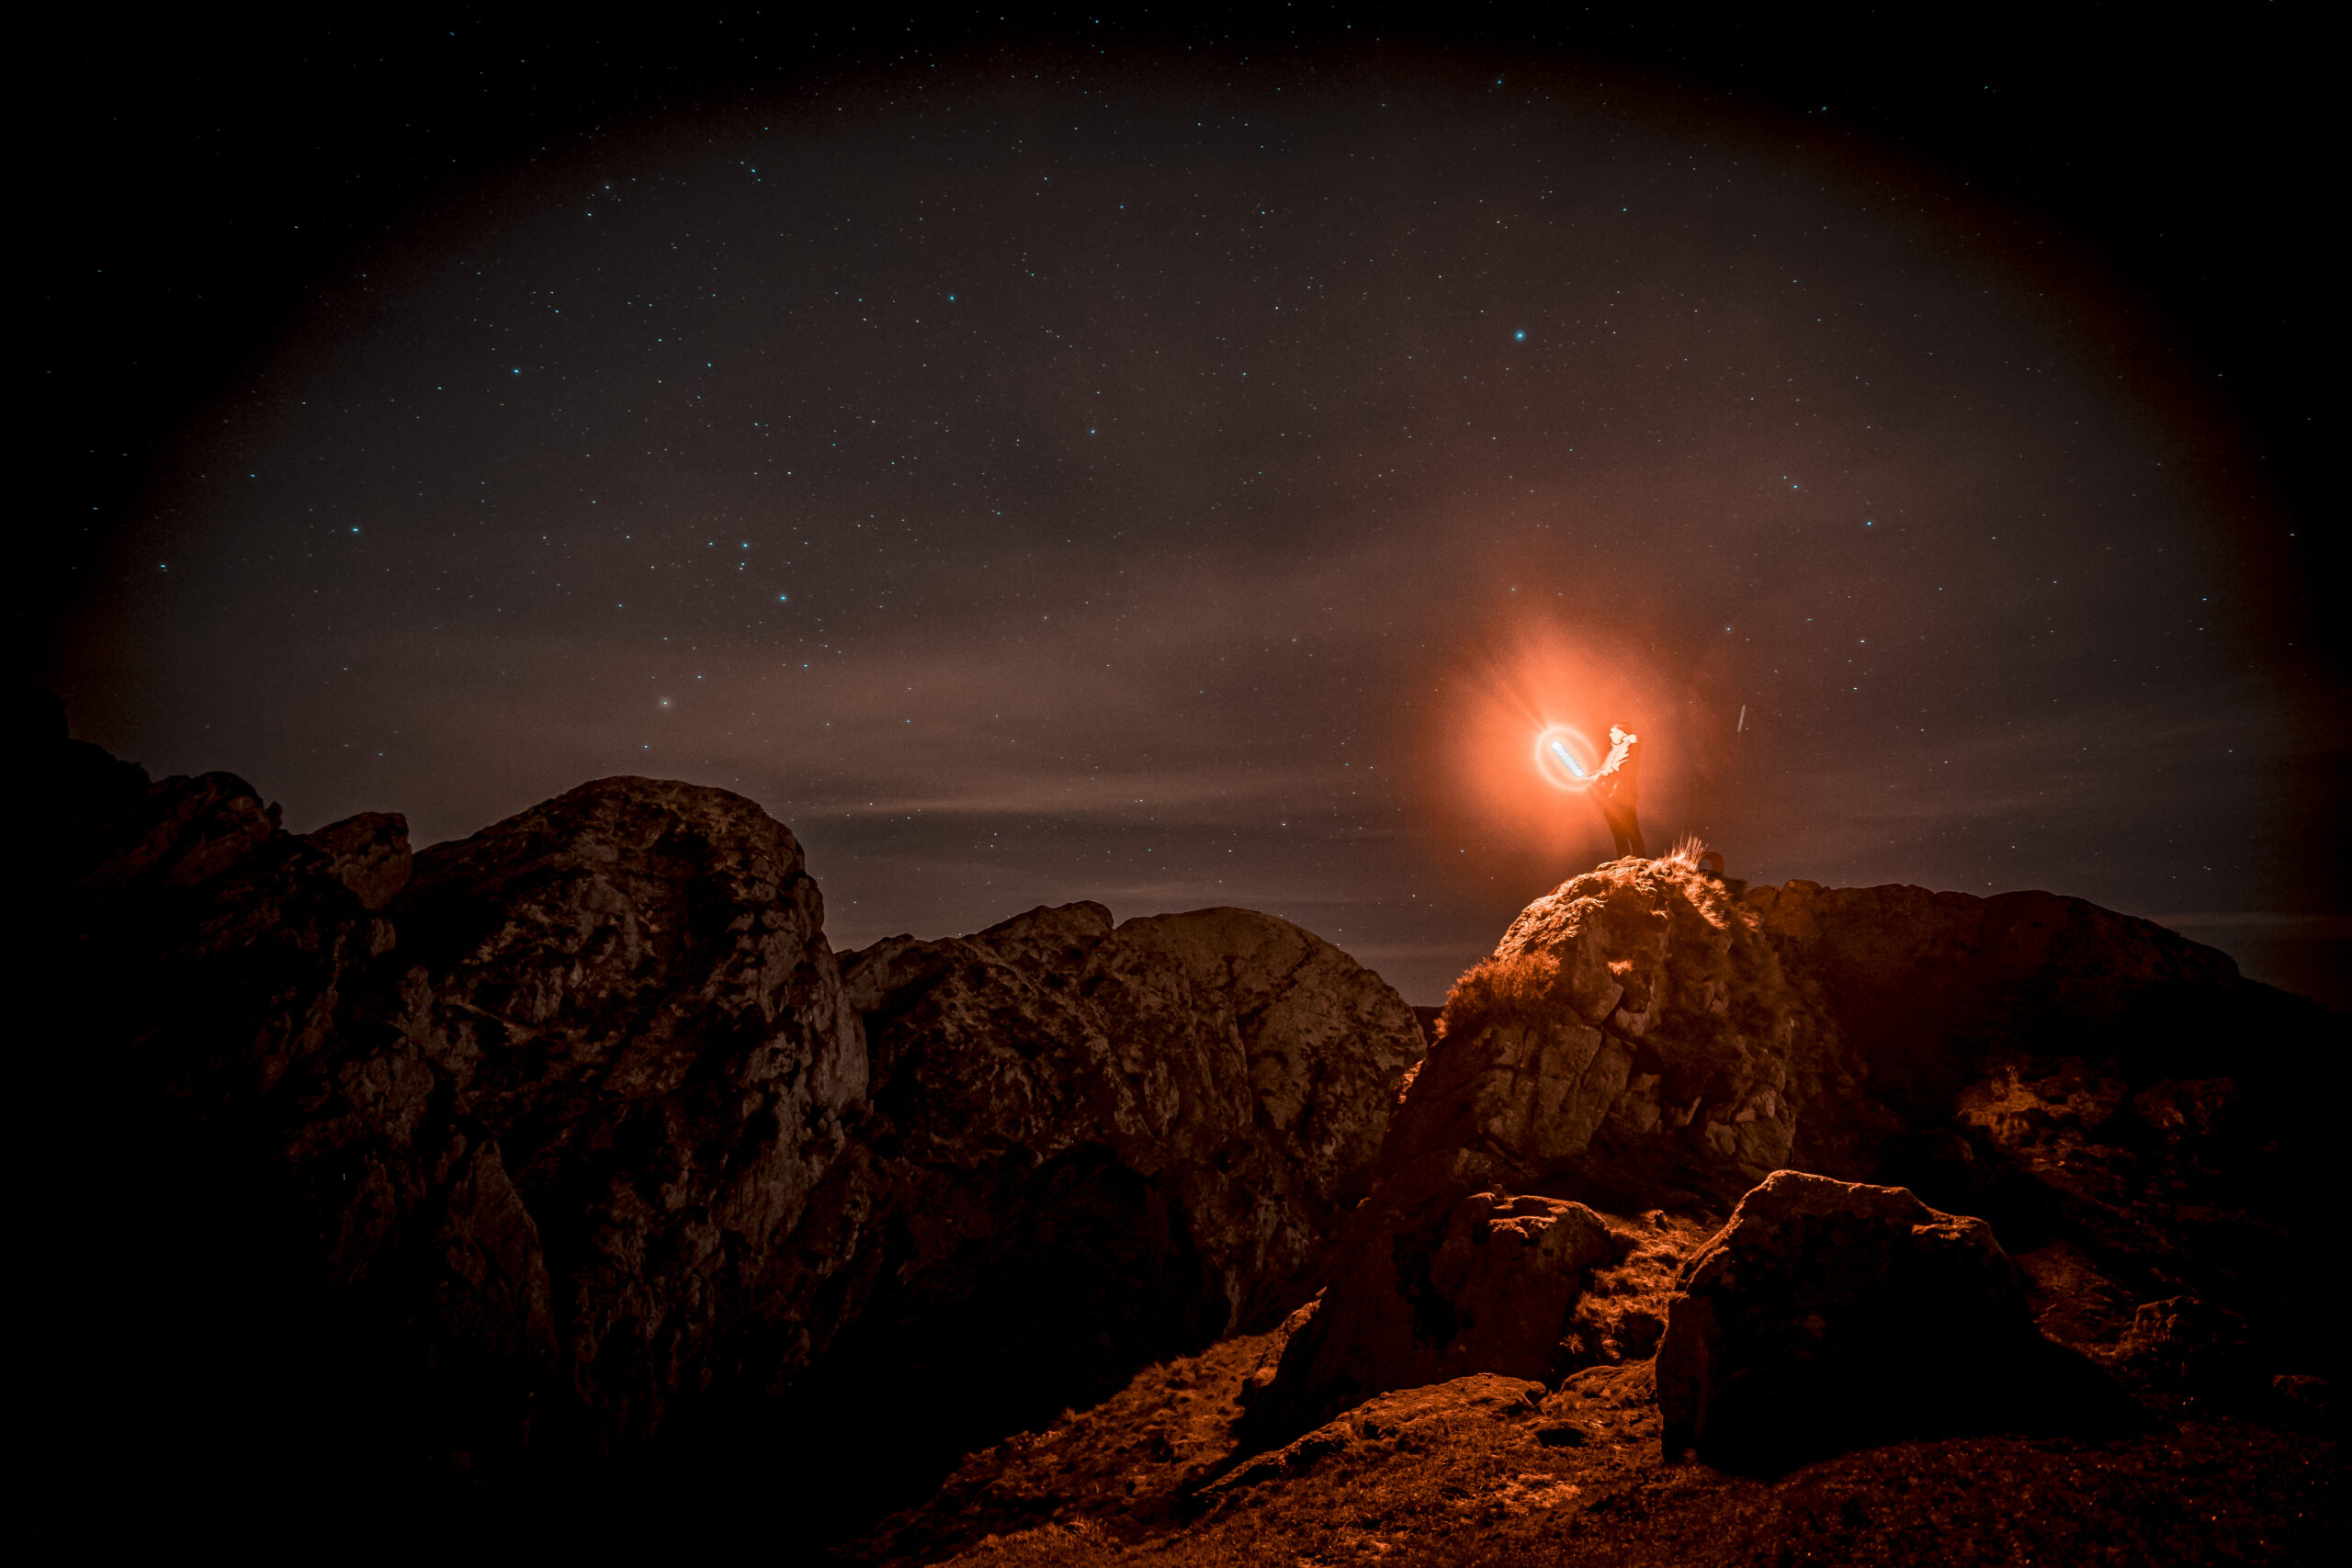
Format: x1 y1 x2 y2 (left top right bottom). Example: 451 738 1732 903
1535 725 1598 790
1408 615 1668 886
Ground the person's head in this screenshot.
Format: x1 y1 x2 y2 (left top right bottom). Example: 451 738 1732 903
1608 722 1628 744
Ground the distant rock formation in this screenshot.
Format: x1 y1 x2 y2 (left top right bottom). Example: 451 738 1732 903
32 698 1420 1541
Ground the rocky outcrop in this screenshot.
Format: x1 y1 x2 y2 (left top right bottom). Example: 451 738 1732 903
762 900 1426 1506
348 776 865 1453
1238 854 2337 1461
1241 860 1831 1445
1744 879 2341 1394
837 901 1424 1335
58 765 870 1480
1383 859 1852 1208
36 698 1421 1542
1655 1171 2054 1471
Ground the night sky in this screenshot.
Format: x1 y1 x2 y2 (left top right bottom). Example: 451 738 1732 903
32 11 2344 1005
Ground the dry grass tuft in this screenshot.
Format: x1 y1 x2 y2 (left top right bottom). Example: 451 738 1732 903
1662 835 1708 870
1437 950 1561 1042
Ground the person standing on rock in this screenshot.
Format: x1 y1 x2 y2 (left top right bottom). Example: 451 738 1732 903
1591 721 1646 859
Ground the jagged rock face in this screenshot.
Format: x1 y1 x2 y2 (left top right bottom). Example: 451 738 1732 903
43 713 1421 1538
70 768 394 1105
65 770 865 1462
782 900 1426 1505
1391 860 1848 1207
334 777 866 1448
1655 1171 2040 1470
841 901 1426 1334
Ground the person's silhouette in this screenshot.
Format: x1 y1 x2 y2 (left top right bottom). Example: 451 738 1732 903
1593 721 1646 859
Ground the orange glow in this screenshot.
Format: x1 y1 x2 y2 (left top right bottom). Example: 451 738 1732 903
1535 724 1600 791
1410 616 1672 884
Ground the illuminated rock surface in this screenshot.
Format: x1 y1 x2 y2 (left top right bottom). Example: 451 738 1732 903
1241 853 2337 1456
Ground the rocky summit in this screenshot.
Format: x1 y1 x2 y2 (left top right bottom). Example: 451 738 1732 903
1241 855 2339 1456
28 694 2342 1561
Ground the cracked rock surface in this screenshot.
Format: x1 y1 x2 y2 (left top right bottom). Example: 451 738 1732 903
37 696 1421 1545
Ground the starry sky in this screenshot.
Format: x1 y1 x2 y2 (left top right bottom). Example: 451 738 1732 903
31 10 2345 1005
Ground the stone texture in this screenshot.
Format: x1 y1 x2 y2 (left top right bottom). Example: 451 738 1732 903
353 775 865 1450
1386 859 1851 1207
302 810 413 909
1248 855 2339 1462
1655 1170 2042 1471
40 704 1422 1539
772 899 1426 1508
1250 1185 1613 1440
2117 1295 2250 1393
839 900 1426 1335
1208 1372 1545 1497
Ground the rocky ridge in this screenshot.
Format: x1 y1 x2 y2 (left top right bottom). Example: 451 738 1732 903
33 695 1420 1543
32 687 2340 1559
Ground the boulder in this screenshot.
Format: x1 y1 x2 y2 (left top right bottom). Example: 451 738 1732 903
1387 859 1853 1208
1655 1169 2121 1472
1238 859 1836 1448
2117 1295 2250 1393
1241 1177 1613 1442
356 775 866 1450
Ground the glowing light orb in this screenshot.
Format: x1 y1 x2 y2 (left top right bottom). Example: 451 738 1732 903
1534 725 1599 791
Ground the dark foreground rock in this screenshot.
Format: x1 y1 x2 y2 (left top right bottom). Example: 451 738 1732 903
1656 1170 2135 1472
30 698 1420 1547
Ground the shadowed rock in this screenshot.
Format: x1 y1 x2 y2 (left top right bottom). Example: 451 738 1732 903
40 709 1421 1544
300 810 412 909
1658 1171 2019 1469
839 900 1425 1335
1244 1184 1612 1442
